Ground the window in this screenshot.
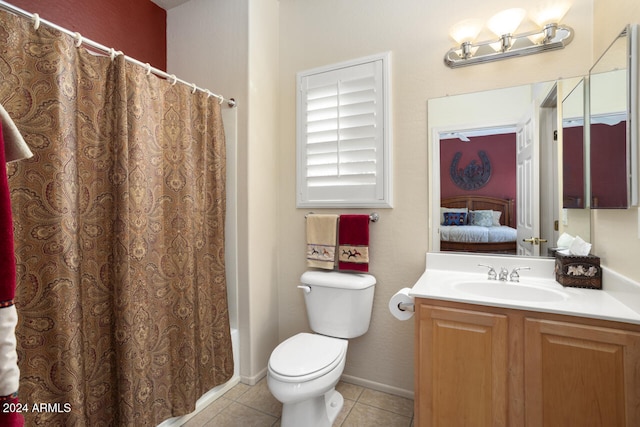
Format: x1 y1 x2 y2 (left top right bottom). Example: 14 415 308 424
296 52 392 208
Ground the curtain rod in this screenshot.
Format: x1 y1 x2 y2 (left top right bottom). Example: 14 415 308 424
0 0 237 108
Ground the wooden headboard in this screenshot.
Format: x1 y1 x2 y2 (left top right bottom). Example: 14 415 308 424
441 195 515 228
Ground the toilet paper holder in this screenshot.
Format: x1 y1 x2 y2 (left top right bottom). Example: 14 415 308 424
397 302 414 312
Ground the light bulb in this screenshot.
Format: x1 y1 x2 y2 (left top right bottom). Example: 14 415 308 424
530 2 571 27
487 8 526 36
449 19 483 44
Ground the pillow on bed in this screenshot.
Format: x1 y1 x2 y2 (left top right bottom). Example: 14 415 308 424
443 211 467 226
469 210 494 227
492 210 502 226
440 207 468 225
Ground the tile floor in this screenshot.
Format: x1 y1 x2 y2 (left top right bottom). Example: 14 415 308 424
181 377 414 426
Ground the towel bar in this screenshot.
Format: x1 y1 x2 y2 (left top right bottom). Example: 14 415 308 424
305 212 379 222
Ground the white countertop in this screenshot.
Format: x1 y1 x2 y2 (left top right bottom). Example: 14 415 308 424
409 252 640 325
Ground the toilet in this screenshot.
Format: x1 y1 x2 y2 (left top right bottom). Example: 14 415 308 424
267 270 376 427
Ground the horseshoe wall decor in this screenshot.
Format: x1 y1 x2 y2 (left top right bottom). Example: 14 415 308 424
449 150 492 190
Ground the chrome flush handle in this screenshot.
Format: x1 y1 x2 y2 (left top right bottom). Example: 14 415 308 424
297 285 311 294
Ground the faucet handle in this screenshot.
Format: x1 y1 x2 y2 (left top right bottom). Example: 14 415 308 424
478 264 497 280
509 267 531 282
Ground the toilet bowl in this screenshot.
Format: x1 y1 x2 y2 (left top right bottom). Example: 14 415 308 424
267 271 376 427
267 333 348 427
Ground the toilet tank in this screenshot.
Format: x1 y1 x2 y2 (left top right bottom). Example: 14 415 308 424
300 270 376 339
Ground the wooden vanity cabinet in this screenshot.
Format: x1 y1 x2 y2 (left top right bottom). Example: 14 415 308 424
524 318 640 426
414 298 640 427
415 303 509 426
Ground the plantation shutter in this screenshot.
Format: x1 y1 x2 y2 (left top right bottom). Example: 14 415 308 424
296 53 392 208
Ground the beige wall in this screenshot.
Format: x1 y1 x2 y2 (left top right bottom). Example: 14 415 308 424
245 0 280 382
278 0 596 396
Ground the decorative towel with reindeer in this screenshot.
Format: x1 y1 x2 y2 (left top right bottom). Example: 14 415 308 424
338 214 370 272
306 214 339 270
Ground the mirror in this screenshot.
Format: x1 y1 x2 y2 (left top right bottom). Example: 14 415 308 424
562 79 586 209
558 77 592 243
428 79 585 258
589 24 639 208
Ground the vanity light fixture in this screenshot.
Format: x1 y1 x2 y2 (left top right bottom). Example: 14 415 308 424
444 4 574 68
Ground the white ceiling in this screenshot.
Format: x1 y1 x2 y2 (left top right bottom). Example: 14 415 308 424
151 0 190 10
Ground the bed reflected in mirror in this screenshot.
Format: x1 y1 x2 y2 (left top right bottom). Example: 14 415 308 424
439 195 517 254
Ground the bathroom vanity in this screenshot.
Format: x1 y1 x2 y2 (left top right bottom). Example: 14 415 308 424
410 253 640 427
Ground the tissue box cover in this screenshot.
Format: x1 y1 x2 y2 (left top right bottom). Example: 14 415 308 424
554 253 602 289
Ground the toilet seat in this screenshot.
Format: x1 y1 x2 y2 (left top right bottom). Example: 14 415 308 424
268 333 347 383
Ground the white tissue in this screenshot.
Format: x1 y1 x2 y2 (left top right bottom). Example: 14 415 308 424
569 235 592 256
388 288 414 321
557 232 575 249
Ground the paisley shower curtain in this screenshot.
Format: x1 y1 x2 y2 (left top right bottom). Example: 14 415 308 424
0 10 233 426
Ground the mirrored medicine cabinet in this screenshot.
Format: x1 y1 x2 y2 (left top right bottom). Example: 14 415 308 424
589 24 639 208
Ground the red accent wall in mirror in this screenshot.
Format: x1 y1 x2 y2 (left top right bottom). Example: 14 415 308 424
7 0 166 70
590 121 628 208
562 125 585 208
440 133 516 200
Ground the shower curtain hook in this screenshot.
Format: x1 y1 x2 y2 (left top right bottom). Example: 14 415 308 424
190 83 197 94
74 32 83 48
32 13 40 30
170 74 177 85
206 90 212 98
144 63 152 76
218 96 224 105
109 48 116 61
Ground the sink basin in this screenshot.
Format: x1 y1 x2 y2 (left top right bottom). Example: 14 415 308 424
452 280 569 303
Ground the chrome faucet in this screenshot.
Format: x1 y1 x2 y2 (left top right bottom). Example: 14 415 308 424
478 264 497 280
478 264 531 282
509 267 531 283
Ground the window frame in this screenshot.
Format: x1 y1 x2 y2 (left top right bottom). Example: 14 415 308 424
296 52 393 208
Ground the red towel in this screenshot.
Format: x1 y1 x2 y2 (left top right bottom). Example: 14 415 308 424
0 123 23 427
0 396 24 427
338 215 369 272
0 123 15 304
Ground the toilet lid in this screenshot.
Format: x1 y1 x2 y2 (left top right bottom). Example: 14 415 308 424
269 333 347 379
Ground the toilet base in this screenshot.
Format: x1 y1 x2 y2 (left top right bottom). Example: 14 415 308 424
280 388 344 427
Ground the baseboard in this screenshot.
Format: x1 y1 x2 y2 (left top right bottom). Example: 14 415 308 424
340 374 414 400
240 366 267 386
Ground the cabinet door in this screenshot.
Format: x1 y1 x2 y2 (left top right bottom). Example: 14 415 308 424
524 318 640 427
415 304 508 427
